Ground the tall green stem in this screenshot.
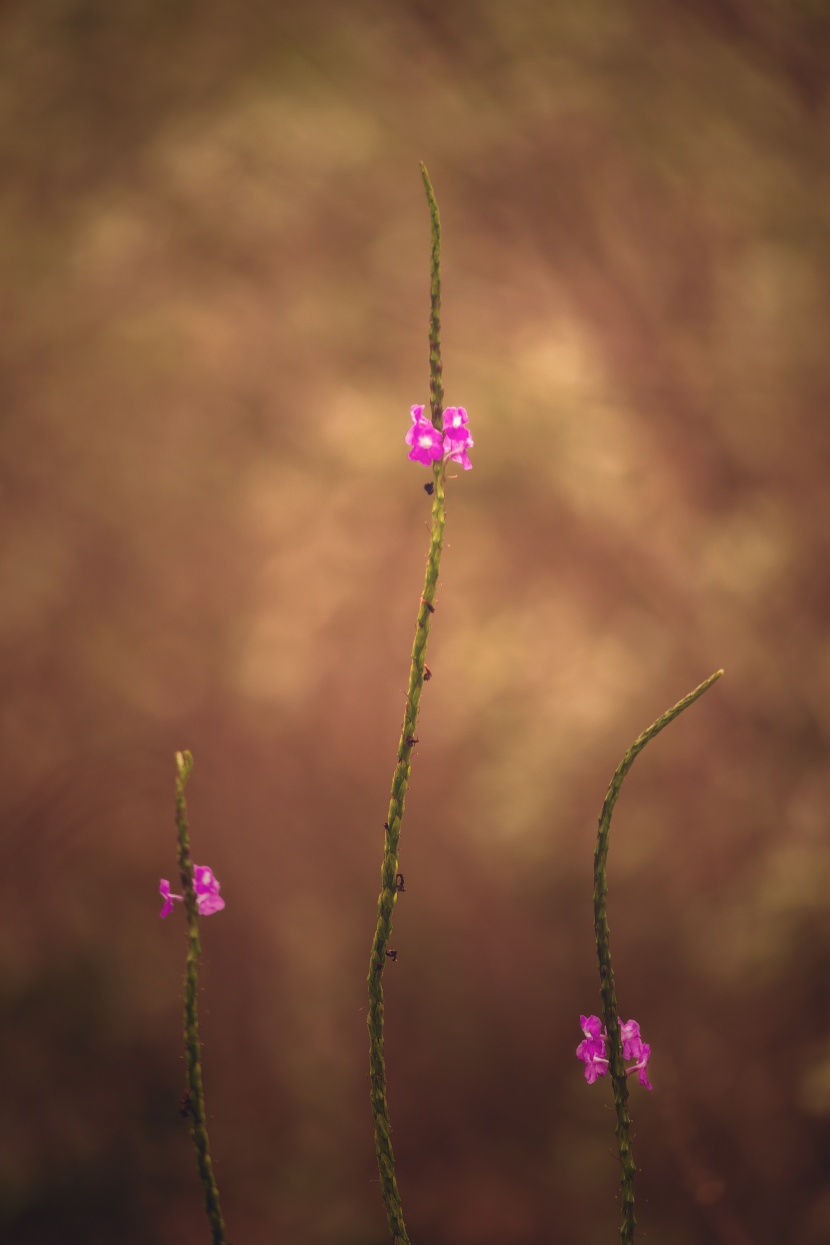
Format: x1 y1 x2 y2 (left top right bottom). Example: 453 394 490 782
367 164 445 1245
593 670 723 1245
421 162 444 427
174 750 228 1245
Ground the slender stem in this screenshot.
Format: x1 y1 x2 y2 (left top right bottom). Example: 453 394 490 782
593 670 723 1245
367 165 446 1245
175 750 228 1245
420 162 443 427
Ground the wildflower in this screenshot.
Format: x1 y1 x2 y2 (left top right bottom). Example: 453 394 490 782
441 406 470 442
442 405 473 470
445 440 473 470
577 1015 652 1089
578 1014 606 1056
405 405 444 465
576 1014 609 1084
159 864 225 918
628 1043 652 1090
620 1018 645 1061
406 404 474 470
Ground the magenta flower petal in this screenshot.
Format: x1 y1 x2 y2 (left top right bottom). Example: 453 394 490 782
577 1040 609 1084
582 1054 609 1083
620 1019 645 1061
626 1042 652 1090
579 1015 605 1045
159 878 181 919
193 863 224 915
577 1015 609 1081
198 893 226 915
193 865 219 896
444 435 473 470
442 407 473 469
405 407 444 465
441 406 470 441
407 433 444 465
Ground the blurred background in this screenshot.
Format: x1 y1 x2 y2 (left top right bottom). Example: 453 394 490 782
2 1 830 1242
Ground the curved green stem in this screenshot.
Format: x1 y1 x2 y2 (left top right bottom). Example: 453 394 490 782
593 670 723 1245
367 164 445 1245
175 750 228 1245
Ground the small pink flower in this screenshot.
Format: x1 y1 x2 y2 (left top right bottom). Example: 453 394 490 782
405 405 444 465
620 1019 645 1062
444 438 473 470
159 864 225 918
576 1014 609 1083
627 1043 652 1090
578 1014 606 1054
441 406 470 442
442 406 473 469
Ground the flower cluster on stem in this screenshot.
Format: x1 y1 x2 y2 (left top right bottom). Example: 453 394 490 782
406 404 473 470
577 1015 652 1088
160 864 225 918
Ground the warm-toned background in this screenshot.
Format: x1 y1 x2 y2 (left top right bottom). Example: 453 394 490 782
2 2 830 1243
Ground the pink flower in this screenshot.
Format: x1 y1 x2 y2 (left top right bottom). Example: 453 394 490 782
159 864 225 918
577 1015 652 1089
406 404 474 470
405 405 444 465
576 1014 609 1083
445 439 473 470
620 1019 645 1062
441 406 470 442
627 1043 652 1090
442 406 473 470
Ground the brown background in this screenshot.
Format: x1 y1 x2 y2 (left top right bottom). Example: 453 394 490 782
2 2 830 1242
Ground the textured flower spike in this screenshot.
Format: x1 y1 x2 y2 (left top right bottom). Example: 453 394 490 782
159 864 226 918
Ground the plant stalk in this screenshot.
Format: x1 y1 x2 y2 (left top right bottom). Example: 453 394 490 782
593 670 723 1244
366 163 446 1245
175 750 228 1245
